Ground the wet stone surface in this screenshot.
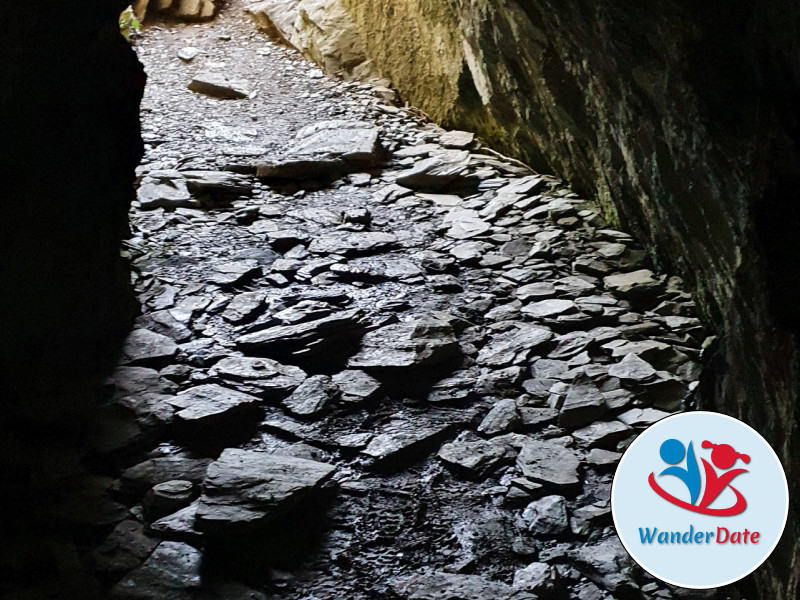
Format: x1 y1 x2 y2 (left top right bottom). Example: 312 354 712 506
30 2 737 599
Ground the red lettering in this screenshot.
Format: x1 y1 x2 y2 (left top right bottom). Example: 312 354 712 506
717 527 729 543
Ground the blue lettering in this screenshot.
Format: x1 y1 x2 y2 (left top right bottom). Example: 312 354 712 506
639 528 658 543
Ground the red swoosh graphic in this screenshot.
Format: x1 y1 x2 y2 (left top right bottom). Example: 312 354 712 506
648 472 747 516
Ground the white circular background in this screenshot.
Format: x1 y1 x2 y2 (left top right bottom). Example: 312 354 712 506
612 411 789 589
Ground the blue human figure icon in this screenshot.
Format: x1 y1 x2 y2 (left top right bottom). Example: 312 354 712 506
658 439 701 505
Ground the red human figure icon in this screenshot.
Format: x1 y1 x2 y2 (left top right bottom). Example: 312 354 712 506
698 441 750 510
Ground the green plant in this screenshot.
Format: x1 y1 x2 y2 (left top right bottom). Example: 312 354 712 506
119 6 141 42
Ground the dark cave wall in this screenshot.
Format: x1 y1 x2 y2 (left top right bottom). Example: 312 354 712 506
272 0 800 595
0 1 144 397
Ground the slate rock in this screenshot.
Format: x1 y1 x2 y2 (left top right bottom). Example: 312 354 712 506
119 457 212 499
477 398 520 435
571 420 633 450
519 407 559 430
290 120 383 166
517 440 580 490
144 480 195 522
222 291 267 324
188 72 250 98
391 570 537 600
307 231 399 256
445 211 492 240
437 433 508 479
523 495 569 535
607 353 657 382
135 310 193 343
637 373 687 411
603 269 662 297
121 329 179 368
181 170 252 197
211 356 306 399
586 449 622 469
513 562 558 595
362 420 451 468
440 130 475 149
196 449 336 534
282 374 340 417
568 537 638 594
150 502 202 542
236 309 365 366
109 366 177 398
207 259 262 288
523 299 576 319
177 46 201 62
109 541 201 600
570 503 612 535
331 369 382 404
349 315 459 370
617 407 670 427
168 384 262 447
137 171 196 210
558 382 607 428
476 324 553 368
516 282 556 301
330 257 424 282
395 150 471 191
93 520 160 577
498 175 546 196
257 121 383 179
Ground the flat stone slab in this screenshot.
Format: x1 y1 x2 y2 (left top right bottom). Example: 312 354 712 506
109 541 201 600
211 356 306 399
121 328 178 368
188 72 250 99
603 269 662 297
617 407 671 427
362 420 451 467
348 315 459 370
439 130 475 149
571 420 633 449
282 374 340 417
118 457 212 498
517 439 581 490
395 150 471 191
137 170 196 210
168 384 262 445
256 120 383 179
307 231 399 257
222 291 268 324
558 382 607 428
291 120 382 164
196 449 336 534
331 369 382 404
391 571 536 600
522 298 577 319
608 353 657 381
236 309 365 362
207 259 262 288
437 433 509 479
476 323 553 368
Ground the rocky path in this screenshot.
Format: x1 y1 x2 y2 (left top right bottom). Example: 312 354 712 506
79 3 731 599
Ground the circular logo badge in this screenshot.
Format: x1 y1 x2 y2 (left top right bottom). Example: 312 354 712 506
612 411 788 589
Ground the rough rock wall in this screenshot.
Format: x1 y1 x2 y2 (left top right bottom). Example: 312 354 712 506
134 0 218 22
0 2 144 403
246 0 800 596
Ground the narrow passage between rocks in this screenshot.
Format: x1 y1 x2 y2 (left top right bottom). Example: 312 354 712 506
93 2 723 599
